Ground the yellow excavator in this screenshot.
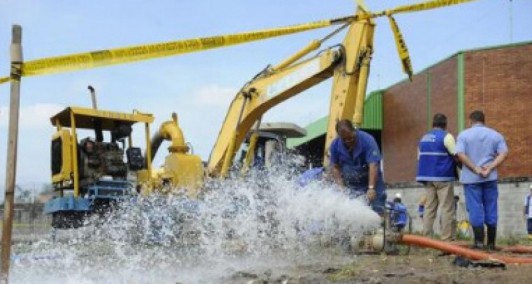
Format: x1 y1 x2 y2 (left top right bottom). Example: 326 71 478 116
44 8 375 228
144 13 375 191
206 16 374 178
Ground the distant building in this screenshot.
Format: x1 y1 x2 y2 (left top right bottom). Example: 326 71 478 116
38 192 54 204
289 41 532 184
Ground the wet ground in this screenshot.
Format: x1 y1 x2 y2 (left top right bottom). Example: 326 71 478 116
7 229 532 283
224 246 532 284
6 171 532 283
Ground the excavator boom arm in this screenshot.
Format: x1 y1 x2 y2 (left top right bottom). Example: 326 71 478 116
207 17 375 177
324 19 375 166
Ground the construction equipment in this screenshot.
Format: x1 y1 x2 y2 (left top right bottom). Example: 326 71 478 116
45 84 220 228
44 105 305 229
45 106 157 228
206 14 374 178
44 7 375 228
40 1 493 238
235 122 307 172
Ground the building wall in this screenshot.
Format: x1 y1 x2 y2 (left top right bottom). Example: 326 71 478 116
294 43 532 184
388 181 531 238
463 44 532 178
382 57 458 183
382 43 532 183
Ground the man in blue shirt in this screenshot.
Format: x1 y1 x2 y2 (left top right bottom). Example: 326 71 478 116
329 120 386 214
455 110 508 250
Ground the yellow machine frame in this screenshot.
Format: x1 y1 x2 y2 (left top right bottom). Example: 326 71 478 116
50 106 154 197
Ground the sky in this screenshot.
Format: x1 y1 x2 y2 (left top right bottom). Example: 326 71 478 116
0 0 531 191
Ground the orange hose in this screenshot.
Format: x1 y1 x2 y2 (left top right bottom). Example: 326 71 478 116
501 245 532 254
449 241 532 254
400 234 532 264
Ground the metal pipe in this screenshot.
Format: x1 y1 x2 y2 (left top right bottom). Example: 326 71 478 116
87 86 103 142
70 111 79 198
149 114 189 162
145 123 152 176
271 40 321 72
271 23 349 73
88 85 98 109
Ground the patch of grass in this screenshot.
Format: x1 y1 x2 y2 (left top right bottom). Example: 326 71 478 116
326 262 360 282
497 235 526 246
0 222 50 228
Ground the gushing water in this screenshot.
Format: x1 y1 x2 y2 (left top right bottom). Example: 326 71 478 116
11 165 381 283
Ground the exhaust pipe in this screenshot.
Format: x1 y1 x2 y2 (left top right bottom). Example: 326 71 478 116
88 85 103 142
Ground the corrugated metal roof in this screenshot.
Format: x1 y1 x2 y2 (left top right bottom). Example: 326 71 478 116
287 90 383 148
286 116 327 148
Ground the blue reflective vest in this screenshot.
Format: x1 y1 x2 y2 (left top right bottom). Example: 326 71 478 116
416 129 456 182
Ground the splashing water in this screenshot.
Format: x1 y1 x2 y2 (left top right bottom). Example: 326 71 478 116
11 164 381 283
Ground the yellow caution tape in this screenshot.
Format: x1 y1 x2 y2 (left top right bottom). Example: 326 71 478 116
0 20 339 85
357 0 477 20
378 0 477 80
388 15 413 80
0 0 477 85
387 0 476 15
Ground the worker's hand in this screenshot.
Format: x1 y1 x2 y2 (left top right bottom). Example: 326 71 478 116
480 165 492 178
366 188 376 202
473 166 483 176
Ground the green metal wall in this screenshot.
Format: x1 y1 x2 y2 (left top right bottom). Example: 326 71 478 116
362 90 383 130
287 90 383 148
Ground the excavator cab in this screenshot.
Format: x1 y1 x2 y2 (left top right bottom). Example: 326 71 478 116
46 106 154 228
236 122 306 172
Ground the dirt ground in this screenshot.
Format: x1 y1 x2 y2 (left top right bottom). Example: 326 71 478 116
224 246 532 284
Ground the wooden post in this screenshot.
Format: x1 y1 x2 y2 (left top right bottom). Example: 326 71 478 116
1 25 23 284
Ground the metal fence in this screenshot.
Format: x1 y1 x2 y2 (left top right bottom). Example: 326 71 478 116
0 203 52 243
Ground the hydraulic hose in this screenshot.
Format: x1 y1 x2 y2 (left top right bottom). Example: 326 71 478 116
400 234 532 264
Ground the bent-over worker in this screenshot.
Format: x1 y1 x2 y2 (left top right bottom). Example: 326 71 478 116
330 119 387 214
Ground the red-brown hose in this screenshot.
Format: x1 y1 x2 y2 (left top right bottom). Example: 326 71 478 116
400 234 532 264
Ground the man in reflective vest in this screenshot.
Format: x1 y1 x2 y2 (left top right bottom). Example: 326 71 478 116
416 113 458 242
330 119 387 215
